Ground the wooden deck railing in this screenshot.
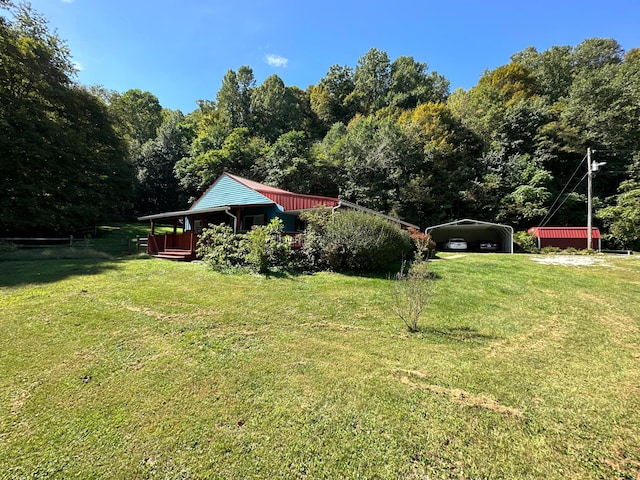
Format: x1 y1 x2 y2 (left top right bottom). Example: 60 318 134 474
146 232 197 255
0 236 75 247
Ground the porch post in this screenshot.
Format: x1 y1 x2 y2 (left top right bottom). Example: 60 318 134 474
235 207 242 233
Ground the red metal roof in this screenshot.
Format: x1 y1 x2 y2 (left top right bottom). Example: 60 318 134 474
528 227 601 239
226 173 339 211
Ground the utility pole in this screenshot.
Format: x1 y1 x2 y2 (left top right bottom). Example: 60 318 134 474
587 147 593 250
586 147 606 251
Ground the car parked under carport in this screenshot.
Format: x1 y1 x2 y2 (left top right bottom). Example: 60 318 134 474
425 219 514 254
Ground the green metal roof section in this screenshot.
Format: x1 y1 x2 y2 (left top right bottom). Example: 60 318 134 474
190 173 276 211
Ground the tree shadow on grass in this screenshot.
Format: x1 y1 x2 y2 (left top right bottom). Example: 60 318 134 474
0 253 125 287
261 270 307 280
337 268 443 282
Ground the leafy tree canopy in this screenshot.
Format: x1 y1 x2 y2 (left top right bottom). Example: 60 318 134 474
0 3 133 234
2 1 639 250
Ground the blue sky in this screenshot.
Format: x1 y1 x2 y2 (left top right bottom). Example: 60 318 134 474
19 0 640 113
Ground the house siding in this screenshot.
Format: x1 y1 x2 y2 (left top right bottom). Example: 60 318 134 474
191 175 275 211
238 206 296 232
277 213 297 232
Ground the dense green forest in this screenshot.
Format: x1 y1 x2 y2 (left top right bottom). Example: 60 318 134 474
2 2 639 248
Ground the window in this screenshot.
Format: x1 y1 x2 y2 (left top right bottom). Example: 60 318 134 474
243 214 266 231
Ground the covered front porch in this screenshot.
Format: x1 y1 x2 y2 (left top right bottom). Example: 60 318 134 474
139 206 238 261
146 231 198 261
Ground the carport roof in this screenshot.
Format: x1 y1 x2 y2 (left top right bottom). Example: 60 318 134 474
425 218 513 233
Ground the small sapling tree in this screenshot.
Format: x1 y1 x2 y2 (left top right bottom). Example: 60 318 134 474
390 260 433 333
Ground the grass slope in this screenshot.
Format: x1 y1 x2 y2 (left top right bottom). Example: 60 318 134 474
1 251 639 479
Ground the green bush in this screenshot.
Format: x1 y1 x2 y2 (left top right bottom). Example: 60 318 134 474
301 209 412 273
199 211 412 274
407 227 435 260
513 231 539 253
197 219 298 274
196 224 247 272
244 218 296 274
298 208 332 271
541 246 561 254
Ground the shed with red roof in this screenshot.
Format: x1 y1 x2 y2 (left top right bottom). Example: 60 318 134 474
527 226 601 251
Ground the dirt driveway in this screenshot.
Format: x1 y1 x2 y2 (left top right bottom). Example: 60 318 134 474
531 255 608 267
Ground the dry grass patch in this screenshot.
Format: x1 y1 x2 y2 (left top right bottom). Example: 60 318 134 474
394 369 526 420
487 312 569 359
605 442 640 479
577 291 639 337
298 321 373 331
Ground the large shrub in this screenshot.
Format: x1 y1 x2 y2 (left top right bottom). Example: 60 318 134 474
197 218 298 274
244 218 296 274
196 224 247 272
301 209 412 273
513 231 539 253
407 227 436 260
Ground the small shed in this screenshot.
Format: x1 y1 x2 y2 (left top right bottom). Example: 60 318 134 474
425 219 514 253
527 227 601 251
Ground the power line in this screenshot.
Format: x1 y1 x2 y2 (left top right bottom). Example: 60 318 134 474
540 172 588 227
538 153 587 228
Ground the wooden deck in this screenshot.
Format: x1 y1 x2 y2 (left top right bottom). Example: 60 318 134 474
152 248 195 261
147 232 197 261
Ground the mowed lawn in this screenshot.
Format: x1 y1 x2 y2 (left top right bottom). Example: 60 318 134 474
1 250 639 479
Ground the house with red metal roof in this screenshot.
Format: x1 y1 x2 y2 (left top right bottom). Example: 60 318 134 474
527 226 601 251
139 172 419 260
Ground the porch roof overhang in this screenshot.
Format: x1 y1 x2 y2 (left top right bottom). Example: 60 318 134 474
138 206 231 221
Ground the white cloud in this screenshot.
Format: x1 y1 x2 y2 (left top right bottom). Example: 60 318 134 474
73 61 83 72
264 54 288 68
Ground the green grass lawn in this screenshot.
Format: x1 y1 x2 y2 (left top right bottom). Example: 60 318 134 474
1 248 639 479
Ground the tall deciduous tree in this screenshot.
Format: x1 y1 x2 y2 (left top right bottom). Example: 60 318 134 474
174 127 265 199
562 53 640 197
331 114 413 213
397 103 483 224
310 64 356 128
108 89 163 152
598 174 640 250
253 130 316 193
387 56 449 109
511 45 574 103
0 3 133 234
251 74 304 142
216 66 254 130
136 111 193 214
351 48 391 115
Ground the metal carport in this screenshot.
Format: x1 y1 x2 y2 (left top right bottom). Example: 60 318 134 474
425 219 514 253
